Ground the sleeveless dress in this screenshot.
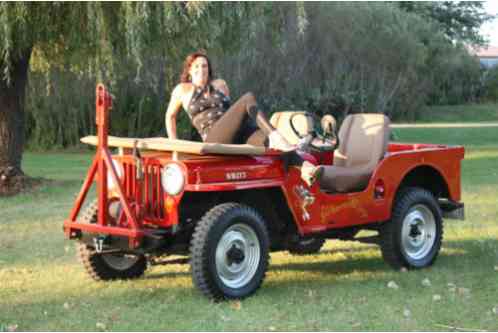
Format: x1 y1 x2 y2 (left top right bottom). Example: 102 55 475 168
187 84 231 141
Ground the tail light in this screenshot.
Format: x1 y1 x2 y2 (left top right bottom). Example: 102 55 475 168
374 179 386 199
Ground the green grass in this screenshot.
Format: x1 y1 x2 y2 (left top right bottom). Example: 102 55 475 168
1 126 498 331
391 126 498 148
413 103 498 123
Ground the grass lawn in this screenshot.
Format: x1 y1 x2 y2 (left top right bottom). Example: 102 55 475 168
1 125 498 331
412 103 498 123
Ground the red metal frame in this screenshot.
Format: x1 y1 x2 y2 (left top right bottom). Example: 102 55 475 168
63 84 143 248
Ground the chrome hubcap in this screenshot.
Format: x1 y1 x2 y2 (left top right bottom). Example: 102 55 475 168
101 253 140 270
215 223 260 289
401 204 436 260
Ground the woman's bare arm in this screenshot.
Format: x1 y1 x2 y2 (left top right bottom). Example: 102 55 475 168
165 85 184 139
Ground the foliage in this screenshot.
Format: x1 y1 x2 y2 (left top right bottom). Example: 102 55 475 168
481 65 498 102
397 1 495 46
1 3 254 153
218 3 477 122
425 44 482 106
2 2 495 150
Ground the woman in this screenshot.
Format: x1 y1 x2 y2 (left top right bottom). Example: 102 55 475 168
165 51 294 151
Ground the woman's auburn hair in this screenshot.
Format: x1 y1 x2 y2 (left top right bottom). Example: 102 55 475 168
180 51 213 83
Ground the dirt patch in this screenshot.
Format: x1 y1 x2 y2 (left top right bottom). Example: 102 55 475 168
0 167 49 197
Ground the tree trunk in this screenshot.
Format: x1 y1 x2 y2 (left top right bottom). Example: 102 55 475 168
0 47 32 195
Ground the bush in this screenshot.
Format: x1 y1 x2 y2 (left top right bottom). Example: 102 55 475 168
218 3 469 121
481 65 498 102
425 45 482 106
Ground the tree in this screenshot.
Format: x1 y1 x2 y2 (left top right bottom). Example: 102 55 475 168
0 2 250 195
397 1 495 46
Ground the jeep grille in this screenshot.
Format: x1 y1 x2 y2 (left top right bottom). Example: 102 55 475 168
122 161 164 221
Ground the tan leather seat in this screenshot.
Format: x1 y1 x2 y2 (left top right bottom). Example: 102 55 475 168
270 111 313 145
318 113 390 193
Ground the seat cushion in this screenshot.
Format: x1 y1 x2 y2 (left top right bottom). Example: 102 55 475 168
319 113 390 193
318 164 374 193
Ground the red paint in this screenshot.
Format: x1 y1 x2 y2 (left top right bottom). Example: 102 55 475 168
374 179 385 199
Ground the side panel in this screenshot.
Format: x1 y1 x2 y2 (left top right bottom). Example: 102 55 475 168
183 155 285 189
283 146 464 235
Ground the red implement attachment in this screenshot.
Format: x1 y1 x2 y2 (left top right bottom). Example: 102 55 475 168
63 84 143 248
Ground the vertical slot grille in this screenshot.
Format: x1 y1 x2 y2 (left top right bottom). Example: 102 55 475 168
121 161 164 221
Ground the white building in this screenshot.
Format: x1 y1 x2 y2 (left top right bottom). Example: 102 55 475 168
470 46 498 68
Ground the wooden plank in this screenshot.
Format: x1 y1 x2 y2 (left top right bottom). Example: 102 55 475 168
80 136 268 156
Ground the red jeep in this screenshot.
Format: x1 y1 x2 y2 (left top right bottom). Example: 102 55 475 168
64 85 465 300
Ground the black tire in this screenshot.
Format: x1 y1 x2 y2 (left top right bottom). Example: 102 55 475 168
76 200 147 281
190 203 270 300
380 187 443 269
288 237 325 255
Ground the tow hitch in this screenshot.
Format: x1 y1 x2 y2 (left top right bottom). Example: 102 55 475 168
93 236 108 253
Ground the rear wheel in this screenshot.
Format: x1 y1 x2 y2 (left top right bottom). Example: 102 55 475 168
190 203 270 300
76 201 147 280
380 187 443 269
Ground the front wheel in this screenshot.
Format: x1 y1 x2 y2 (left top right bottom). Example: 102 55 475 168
76 200 147 280
190 203 270 300
77 245 147 280
380 187 443 269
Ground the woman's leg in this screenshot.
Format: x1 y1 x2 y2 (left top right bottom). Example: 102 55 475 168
245 129 267 146
205 92 274 144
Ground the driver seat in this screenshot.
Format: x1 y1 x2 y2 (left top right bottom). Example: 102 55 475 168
318 113 390 193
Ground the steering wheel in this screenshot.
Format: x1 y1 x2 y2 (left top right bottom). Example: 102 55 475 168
289 112 339 152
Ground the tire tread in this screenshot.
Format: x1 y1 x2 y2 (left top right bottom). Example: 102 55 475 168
380 187 443 269
190 202 270 300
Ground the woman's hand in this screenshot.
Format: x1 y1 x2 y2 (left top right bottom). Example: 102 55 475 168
211 79 230 97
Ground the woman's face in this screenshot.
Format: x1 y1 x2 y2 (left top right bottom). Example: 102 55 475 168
189 56 209 86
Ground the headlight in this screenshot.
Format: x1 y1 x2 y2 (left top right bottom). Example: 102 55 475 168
161 163 185 196
107 159 123 190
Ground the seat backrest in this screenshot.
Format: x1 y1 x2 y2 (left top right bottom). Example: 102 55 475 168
334 114 390 168
270 111 313 145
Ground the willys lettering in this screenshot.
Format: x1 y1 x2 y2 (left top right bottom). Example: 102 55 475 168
225 171 247 180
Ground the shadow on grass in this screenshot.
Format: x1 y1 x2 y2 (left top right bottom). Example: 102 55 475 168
145 270 190 280
95 237 497 287
269 248 472 276
142 238 481 285
269 256 387 275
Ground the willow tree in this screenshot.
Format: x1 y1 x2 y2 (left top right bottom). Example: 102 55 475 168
0 2 251 194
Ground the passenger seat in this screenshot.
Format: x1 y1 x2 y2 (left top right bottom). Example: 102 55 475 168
318 113 390 193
